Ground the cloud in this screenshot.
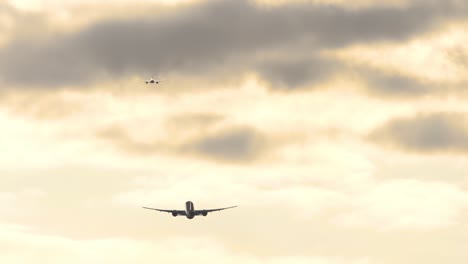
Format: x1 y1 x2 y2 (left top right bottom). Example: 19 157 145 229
255 55 337 89
448 45 468 70
97 124 270 162
180 127 267 162
370 112 468 154
167 113 223 127
0 90 84 120
0 189 45 219
336 179 468 230
0 222 375 264
361 70 430 97
0 3 46 48
330 22 468 92
0 192 17 210
0 0 466 88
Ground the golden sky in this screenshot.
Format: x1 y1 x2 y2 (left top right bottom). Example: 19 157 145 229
1 0 468 263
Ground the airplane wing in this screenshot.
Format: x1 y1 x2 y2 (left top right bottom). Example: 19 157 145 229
194 205 237 215
142 207 186 215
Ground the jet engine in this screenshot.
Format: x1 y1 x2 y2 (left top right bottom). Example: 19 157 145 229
172 212 178 217
201 212 208 216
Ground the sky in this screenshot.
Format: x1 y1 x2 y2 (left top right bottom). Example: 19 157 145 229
0 0 468 263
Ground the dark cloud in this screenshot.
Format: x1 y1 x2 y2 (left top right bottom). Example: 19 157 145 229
97 123 268 162
180 127 266 162
448 46 468 70
362 70 430 97
370 113 468 153
346 64 468 98
255 55 336 89
166 113 224 128
0 0 466 88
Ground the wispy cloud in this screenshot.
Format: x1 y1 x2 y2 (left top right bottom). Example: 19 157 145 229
181 127 267 162
1 0 465 88
2 1 468 263
336 179 468 230
370 112 468 154
97 124 271 162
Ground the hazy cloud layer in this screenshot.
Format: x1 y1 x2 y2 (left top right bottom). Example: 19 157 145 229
2 84 468 263
181 127 267 162
338 179 468 230
98 124 269 162
449 46 468 69
2 1 468 263
370 113 468 153
0 0 466 88
0 222 376 264
255 55 337 89
166 113 224 128
362 70 430 97
97 125 165 156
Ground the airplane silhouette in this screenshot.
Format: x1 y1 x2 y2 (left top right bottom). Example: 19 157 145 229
142 201 237 219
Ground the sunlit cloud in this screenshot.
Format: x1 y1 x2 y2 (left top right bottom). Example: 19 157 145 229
330 21 468 86
0 222 375 264
1 0 468 263
336 179 468 230
370 112 468 154
2 0 466 88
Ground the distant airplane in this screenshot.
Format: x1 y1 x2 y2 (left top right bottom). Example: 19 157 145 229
145 77 161 84
142 201 237 219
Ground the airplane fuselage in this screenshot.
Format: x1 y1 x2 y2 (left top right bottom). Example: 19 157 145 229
185 201 195 219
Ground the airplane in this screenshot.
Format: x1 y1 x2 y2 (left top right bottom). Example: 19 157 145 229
145 77 161 84
142 201 237 219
